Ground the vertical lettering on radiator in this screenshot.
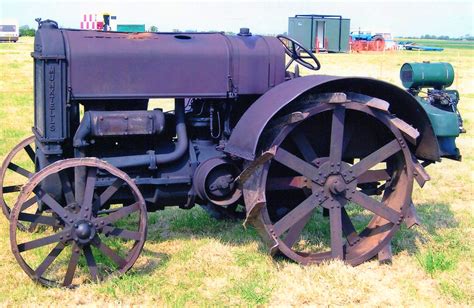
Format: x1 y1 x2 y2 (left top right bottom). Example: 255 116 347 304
48 65 56 132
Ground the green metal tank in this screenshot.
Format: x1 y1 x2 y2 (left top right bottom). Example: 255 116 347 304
400 62 454 89
116 24 146 33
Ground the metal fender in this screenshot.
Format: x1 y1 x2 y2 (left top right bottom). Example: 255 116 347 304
225 75 440 161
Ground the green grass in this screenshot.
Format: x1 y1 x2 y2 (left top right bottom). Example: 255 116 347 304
0 37 473 306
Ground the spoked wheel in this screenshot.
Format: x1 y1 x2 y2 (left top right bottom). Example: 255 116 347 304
10 158 147 287
244 94 414 265
0 136 36 225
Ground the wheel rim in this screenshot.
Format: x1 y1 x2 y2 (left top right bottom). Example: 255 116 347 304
251 98 413 265
0 136 36 223
10 158 147 287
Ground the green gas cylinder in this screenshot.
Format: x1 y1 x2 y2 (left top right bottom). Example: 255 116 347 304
400 62 454 89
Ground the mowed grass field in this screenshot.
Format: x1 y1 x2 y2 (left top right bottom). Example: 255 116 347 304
0 37 472 306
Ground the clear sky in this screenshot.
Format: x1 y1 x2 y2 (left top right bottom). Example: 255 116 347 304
1 0 473 37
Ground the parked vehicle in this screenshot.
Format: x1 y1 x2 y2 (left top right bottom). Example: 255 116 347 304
0 19 19 42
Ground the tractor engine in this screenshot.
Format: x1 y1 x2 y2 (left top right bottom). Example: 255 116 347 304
31 20 284 214
400 62 464 159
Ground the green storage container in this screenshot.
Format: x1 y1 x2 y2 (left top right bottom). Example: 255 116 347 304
117 24 146 33
288 15 350 53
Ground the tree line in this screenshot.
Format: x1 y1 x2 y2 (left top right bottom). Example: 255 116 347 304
400 34 474 41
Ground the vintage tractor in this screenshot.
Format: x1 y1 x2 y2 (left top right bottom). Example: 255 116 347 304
1 19 463 287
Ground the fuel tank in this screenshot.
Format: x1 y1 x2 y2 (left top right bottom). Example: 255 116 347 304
32 21 286 99
400 62 454 90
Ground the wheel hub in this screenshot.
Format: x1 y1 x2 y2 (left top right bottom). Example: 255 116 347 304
312 160 358 202
325 175 346 195
73 220 96 243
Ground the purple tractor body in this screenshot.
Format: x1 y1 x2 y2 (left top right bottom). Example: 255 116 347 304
1 19 462 287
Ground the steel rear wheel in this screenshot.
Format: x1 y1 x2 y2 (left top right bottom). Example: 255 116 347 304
0 136 36 226
245 95 414 265
9 158 147 287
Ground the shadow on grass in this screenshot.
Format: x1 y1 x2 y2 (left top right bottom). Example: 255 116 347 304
391 202 471 286
131 248 170 276
392 202 459 255
126 201 461 277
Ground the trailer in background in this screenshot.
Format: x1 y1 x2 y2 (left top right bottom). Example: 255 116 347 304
0 19 19 42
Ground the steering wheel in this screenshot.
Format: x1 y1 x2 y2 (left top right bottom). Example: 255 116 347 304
277 35 321 71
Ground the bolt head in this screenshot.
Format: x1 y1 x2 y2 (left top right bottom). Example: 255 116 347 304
76 222 93 240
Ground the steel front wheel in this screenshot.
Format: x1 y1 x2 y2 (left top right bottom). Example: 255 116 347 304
0 136 36 224
244 94 414 265
9 158 147 287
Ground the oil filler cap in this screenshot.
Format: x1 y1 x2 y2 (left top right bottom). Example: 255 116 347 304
39 19 59 29
238 28 252 36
